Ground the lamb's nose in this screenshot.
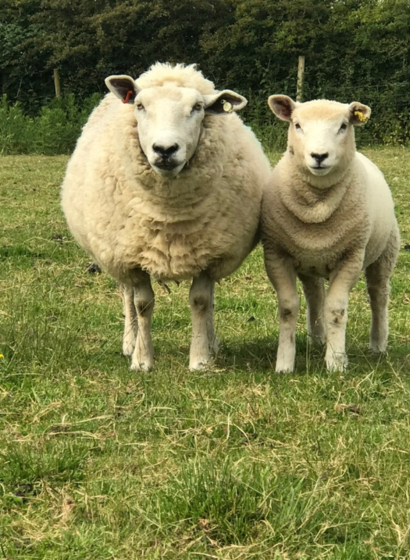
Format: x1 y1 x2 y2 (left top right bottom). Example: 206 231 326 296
311 152 329 165
153 144 179 158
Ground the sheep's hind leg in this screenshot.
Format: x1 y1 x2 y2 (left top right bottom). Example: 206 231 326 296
122 284 138 357
366 228 399 352
129 269 155 372
189 273 219 371
299 274 326 345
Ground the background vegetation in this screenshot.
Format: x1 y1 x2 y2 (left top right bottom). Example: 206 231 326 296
1 0 410 153
0 149 409 558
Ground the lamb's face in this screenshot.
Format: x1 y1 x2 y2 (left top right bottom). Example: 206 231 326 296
290 103 355 178
105 74 248 179
268 96 371 186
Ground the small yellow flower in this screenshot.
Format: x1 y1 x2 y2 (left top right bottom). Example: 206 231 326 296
354 110 368 123
0 354 3 359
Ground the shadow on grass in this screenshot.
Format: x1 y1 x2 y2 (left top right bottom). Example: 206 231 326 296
192 336 410 378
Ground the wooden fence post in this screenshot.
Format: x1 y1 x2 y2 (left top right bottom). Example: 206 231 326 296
296 56 305 102
53 68 61 98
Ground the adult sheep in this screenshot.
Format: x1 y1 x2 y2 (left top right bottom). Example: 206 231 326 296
261 95 400 373
61 63 271 371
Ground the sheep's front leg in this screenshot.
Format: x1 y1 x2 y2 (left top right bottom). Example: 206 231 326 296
265 254 299 373
299 274 326 345
122 284 138 357
325 258 362 372
189 273 219 371
129 270 155 372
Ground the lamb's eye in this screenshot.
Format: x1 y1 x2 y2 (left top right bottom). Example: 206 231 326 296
339 123 347 133
192 103 203 112
136 102 145 111
294 123 301 130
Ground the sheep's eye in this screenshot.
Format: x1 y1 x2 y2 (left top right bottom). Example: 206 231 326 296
339 123 347 133
294 122 301 130
136 102 145 111
192 103 203 112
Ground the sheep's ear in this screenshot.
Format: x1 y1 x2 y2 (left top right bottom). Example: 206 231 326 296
203 90 247 114
349 102 371 126
105 75 139 104
268 95 296 122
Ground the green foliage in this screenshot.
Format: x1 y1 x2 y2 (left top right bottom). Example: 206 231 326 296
0 95 34 154
0 93 100 154
1 0 410 147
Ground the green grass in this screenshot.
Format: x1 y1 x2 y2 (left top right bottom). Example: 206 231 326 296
0 149 410 559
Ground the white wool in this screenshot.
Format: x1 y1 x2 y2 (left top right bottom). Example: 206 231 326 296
61 62 271 371
135 62 216 94
262 96 400 373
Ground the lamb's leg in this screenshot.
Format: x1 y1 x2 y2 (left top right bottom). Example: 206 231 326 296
325 257 363 372
129 269 155 372
299 274 326 344
265 254 299 373
366 227 400 352
121 284 138 357
189 273 219 371
365 260 390 352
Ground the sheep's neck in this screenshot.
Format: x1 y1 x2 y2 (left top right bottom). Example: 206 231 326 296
280 165 352 224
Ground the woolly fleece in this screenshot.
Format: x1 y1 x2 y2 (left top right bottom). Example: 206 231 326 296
61 64 271 284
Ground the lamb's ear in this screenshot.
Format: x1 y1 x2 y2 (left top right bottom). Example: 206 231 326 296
105 75 139 104
349 102 371 126
203 90 247 114
268 95 296 122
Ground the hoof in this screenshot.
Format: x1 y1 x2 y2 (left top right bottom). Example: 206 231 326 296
189 358 213 371
369 340 387 353
275 367 294 374
130 360 153 372
275 355 295 374
326 355 348 373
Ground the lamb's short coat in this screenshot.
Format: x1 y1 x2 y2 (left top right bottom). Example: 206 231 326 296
261 96 400 372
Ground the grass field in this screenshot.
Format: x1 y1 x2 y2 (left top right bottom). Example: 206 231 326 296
0 148 409 559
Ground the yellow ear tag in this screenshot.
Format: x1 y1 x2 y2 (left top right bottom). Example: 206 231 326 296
354 110 368 123
222 100 233 113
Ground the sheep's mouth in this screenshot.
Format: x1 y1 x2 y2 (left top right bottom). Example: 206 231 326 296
309 165 331 176
152 159 186 178
154 158 183 171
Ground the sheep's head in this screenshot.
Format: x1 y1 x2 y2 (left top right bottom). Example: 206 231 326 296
268 95 371 186
106 74 247 178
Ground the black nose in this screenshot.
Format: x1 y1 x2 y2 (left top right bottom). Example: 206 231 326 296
153 143 179 158
311 152 329 165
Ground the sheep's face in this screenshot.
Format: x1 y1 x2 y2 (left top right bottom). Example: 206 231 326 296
134 86 207 178
268 96 371 186
106 75 247 178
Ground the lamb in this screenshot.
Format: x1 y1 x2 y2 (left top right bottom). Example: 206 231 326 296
61 62 271 371
261 95 400 373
